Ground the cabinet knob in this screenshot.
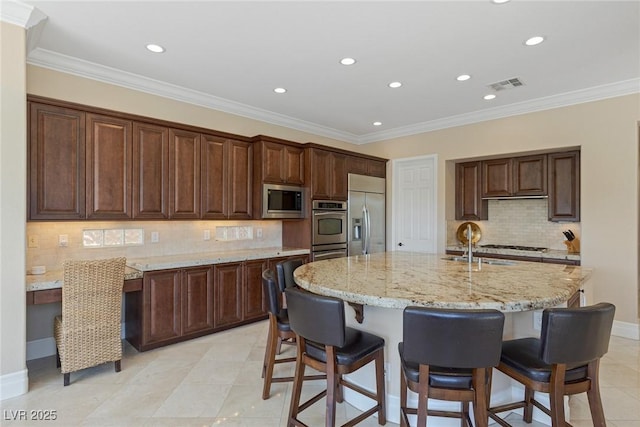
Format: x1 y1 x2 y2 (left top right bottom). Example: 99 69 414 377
398 242 404 247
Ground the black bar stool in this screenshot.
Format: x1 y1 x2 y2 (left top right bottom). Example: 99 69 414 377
398 306 505 427
261 269 324 400
489 302 615 427
285 287 387 427
276 258 304 292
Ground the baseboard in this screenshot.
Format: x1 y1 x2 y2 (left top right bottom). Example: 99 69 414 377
26 337 56 360
0 369 28 401
612 320 640 340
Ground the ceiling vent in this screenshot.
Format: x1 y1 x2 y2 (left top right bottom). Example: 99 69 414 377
488 77 525 92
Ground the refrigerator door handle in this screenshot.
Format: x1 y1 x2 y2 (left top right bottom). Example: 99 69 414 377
361 205 367 254
366 206 372 254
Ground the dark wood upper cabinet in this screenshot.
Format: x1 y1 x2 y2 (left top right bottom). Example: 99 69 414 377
309 148 348 201
455 161 488 220
169 128 201 219
548 151 580 222
482 158 512 198
28 103 86 220
513 155 547 196
133 122 169 219
86 113 132 219
260 140 304 185
201 134 227 219
347 156 387 178
227 140 253 219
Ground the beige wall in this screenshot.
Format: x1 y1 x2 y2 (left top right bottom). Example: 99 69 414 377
1 21 28 398
364 95 640 324
22 63 640 331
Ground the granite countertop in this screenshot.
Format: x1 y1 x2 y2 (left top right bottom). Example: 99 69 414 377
26 247 309 292
445 245 581 262
293 251 592 312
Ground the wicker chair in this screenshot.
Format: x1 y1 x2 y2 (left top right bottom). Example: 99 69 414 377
54 257 127 386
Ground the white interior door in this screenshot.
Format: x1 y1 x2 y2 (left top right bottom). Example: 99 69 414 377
392 155 437 253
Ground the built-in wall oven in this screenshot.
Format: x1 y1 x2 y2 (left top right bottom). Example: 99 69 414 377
311 200 348 261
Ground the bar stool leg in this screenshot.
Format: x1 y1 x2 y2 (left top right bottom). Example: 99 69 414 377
472 368 489 427
549 366 567 427
417 365 429 427
400 366 408 427
586 360 606 426
262 319 278 399
375 350 387 424
288 340 306 426
523 387 534 422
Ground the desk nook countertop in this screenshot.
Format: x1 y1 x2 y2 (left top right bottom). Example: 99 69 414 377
293 251 592 312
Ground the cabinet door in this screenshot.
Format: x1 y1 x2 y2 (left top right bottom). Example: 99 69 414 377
310 149 332 199
213 263 243 327
143 270 181 345
243 259 268 320
201 134 227 219
86 114 132 219
347 156 368 175
28 103 86 220
513 155 547 196
482 158 512 198
283 145 305 185
548 151 580 222
262 141 286 183
367 159 387 178
330 152 348 200
133 122 168 219
169 129 200 218
182 266 214 335
228 140 253 218
455 162 488 220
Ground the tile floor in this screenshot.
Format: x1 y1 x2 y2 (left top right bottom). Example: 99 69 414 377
1 321 639 426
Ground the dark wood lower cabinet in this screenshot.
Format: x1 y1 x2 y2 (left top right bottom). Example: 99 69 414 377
125 256 302 351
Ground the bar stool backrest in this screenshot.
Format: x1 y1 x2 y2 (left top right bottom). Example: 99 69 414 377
403 307 505 369
285 287 346 348
276 259 303 292
262 269 281 315
540 302 615 365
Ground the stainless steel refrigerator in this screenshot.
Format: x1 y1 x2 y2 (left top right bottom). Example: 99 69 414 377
348 174 385 255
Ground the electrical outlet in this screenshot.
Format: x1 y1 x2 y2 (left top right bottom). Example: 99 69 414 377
58 234 68 247
256 228 263 239
151 231 159 243
384 362 391 383
203 229 211 241
28 235 39 248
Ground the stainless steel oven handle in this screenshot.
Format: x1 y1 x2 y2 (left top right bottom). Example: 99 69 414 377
313 211 343 216
313 251 347 260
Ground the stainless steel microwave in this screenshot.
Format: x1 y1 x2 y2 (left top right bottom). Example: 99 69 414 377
262 184 305 219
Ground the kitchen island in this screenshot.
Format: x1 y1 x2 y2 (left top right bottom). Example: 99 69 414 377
293 251 593 426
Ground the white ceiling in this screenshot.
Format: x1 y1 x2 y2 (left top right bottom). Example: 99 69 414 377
10 0 640 144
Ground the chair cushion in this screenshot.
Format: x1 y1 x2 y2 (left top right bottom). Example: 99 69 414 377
500 337 588 383
398 342 474 390
305 327 384 366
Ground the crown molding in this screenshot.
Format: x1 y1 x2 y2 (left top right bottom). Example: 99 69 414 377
0 0 34 27
355 78 640 144
27 48 360 143
27 48 639 146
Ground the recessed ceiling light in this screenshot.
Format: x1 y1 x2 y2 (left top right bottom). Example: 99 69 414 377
273 87 287 94
388 81 402 88
145 44 165 53
525 36 545 46
484 94 496 100
492 0 511 4
456 74 471 81
340 57 357 66
373 121 382 126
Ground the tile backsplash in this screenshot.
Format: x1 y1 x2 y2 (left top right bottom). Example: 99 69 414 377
26 220 282 272
447 198 581 251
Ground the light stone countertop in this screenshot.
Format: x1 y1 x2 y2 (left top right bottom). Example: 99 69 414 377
26 247 309 292
446 245 581 262
293 251 592 312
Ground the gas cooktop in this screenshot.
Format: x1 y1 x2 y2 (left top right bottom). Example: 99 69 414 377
480 244 548 253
